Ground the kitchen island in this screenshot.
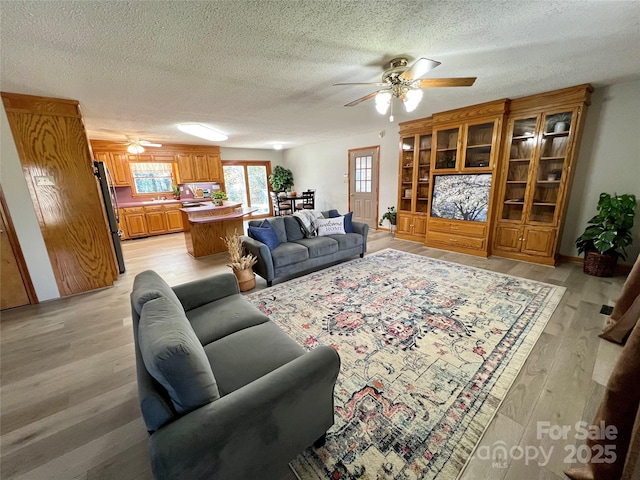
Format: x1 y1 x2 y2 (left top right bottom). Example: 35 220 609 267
180 201 257 258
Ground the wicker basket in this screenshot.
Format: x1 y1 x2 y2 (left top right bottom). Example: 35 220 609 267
583 250 617 277
235 268 256 291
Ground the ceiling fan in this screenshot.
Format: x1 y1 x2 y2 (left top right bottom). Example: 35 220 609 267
122 136 163 154
334 57 476 121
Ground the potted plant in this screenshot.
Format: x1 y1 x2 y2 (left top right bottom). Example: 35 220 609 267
171 185 181 199
221 230 258 291
269 166 294 192
379 206 397 227
575 192 637 277
211 190 228 206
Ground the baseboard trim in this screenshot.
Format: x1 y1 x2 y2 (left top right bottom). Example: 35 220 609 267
558 254 633 275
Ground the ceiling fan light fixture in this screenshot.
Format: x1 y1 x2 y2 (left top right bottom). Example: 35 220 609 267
127 143 145 154
177 123 228 142
403 88 423 113
375 90 392 115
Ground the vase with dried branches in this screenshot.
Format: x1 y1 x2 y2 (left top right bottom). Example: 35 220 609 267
221 230 258 291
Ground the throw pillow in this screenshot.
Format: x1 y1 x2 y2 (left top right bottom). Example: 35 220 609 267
316 217 346 236
326 210 354 233
138 296 220 414
248 219 281 250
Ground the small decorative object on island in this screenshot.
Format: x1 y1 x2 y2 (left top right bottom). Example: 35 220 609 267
379 206 397 235
576 192 637 277
269 165 294 192
222 229 258 291
211 190 228 206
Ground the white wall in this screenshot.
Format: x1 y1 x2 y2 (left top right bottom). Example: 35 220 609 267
282 127 400 216
220 147 283 165
0 108 60 300
561 80 640 263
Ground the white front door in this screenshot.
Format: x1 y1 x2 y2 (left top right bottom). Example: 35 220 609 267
349 146 379 228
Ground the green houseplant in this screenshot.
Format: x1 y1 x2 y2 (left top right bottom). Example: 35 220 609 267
211 190 228 206
269 166 294 192
379 206 397 226
575 192 637 276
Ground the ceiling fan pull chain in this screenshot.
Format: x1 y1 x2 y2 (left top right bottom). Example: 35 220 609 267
389 100 394 123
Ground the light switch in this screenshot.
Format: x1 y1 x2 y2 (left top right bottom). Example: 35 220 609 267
35 176 55 186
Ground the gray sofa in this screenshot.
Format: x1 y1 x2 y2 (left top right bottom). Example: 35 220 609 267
243 214 368 286
130 270 340 480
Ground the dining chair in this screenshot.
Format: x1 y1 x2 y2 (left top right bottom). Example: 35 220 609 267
271 191 292 216
295 190 315 210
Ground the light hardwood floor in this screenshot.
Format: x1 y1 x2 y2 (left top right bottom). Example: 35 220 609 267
0 229 626 479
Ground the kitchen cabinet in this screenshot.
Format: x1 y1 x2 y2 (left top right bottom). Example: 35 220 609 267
395 117 432 241
144 205 168 235
492 84 592 265
177 153 223 183
121 204 185 239
93 152 130 186
177 154 196 183
164 204 184 232
117 208 129 240
425 99 508 256
123 207 148 238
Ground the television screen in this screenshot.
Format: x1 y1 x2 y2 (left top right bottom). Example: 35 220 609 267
430 174 492 222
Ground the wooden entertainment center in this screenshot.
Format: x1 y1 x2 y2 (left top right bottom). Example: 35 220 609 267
396 84 593 265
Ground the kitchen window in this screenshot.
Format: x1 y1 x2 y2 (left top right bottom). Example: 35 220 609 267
129 162 176 195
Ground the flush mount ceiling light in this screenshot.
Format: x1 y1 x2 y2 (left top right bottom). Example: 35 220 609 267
177 123 228 142
273 143 283 150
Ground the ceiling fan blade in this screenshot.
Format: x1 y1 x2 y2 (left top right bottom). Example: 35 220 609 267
400 58 441 81
417 77 477 88
345 91 379 107
334 82 387 86
139 141 163 147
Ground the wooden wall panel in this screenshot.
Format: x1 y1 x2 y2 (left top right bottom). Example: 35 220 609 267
2 93 117 296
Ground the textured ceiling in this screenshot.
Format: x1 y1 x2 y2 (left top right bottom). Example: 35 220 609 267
2 1 639 149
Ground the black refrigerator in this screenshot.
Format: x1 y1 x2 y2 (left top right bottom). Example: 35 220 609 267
94 161 126 274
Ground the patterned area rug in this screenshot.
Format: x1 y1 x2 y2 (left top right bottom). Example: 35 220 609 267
246 249 565 480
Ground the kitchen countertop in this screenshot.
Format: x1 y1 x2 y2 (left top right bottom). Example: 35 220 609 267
186 207 258 223
118 198 212 208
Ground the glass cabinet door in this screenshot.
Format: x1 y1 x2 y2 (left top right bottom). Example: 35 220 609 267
416 134 432 213
434 128 458 170
500 117 537 221
399 136 415 212
464 122 494 168
529 110 573 224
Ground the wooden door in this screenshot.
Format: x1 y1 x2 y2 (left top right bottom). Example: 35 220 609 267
396 213 412 236
145 207 167 235
0 189 36 310
110 153 130 186
165 208 183 232
521 227 556 257
124 210 148 237
193 155 210 181
349 146 379 228
207 153 223 182
412 215 428 237
2 93 118 296
177 154 195 183
493 224 522 251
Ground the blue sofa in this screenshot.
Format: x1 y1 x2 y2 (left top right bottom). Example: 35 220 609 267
242 214 368 287
130 270 340 479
